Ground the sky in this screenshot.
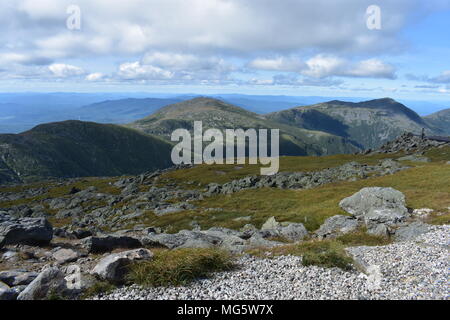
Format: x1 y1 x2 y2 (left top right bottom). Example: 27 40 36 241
0 0 450 101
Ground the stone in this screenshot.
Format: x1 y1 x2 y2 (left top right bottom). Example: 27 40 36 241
278 223 308 241
52 248 80 264
394 222 431 241
143 230 222 249
0 214 53 247
0 270 38 287
81 235 142 253
315 215 360 239
339 187 409 221
92 248 153 283
261 217 280 230
0 285 18 301
367 224 389 237
364 208 409 230
17 267 67 300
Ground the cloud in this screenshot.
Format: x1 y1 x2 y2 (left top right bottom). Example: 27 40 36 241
430 70 450 83
248 57 305 72
85 72 105 81
117 61 174 80
48 63 85 77
249 54 396 79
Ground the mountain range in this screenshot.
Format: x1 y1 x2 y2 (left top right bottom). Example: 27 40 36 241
0 96 448 183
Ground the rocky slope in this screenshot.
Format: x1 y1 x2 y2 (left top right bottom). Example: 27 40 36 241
0 120 173 183
128 97 360 156
265 98 440 149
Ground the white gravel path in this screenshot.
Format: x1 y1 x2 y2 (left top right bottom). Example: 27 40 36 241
94 225 449 300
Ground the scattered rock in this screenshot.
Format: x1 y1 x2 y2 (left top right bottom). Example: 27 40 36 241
397 154 430 163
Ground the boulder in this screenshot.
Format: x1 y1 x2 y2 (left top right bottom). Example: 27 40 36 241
0 270 38 287
81 235 142 253
315 215 360 239
0 214 53 247
143 230 222 249
261 217 280 230
278 223 308 241
394 222 431 241
0 284 18 301
91 248 153 283
52 248 80 264
339 187 408 219
17 267 67 300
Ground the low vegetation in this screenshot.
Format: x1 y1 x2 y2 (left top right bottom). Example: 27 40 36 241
127 248 235 287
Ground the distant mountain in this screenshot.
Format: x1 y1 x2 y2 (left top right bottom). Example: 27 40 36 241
0 120 173 183
74 98 183 123
424 108 450 135
128 97 360 156
265 98 439 150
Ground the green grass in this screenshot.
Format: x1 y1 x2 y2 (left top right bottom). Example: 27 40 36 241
335 229 392 246
127 248 234 287
172 163 450 233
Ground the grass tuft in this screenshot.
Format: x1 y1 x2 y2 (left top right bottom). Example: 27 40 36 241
127 248 235 287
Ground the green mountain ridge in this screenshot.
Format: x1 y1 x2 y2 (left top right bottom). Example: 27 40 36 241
0 120 174 183
265 98 442 149
127 97 360 157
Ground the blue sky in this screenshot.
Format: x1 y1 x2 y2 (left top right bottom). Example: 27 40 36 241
0 0 449 102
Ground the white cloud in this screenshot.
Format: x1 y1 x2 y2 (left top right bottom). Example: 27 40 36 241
85 72 105 81
248 57 305 72
48 63 85 77
430 70 450 83
117 61 173 80
303 55 396 79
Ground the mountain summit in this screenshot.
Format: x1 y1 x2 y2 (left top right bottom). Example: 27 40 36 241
265 98 436 149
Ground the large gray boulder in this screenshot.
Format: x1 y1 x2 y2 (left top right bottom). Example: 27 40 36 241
17 267 67 300
339 187 410 236
91 248 153 283
0 214 53 247
339 187 408 218
315 215 360 239
81 235 142 253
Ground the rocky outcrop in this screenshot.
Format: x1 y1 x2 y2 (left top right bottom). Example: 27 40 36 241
0 213 53 247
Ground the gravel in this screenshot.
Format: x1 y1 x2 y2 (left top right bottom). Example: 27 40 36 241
93 225 449 300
